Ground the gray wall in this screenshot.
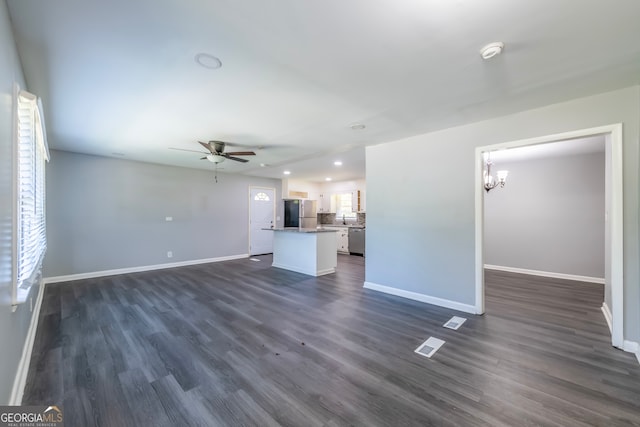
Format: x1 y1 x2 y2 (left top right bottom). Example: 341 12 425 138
484 151 605 279
44 150 282 277
0 0 42 404
366 86 640 342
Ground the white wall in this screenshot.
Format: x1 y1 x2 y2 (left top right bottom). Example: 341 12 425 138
366 86 640 342
484 151 605 279
0 0 41 403
321 179 365 194
282 179 321 199
44 150 282 277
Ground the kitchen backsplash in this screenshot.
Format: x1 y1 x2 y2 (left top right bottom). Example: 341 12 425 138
318 212 366 226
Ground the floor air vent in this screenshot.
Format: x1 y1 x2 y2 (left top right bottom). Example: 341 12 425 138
443 316 467 330
415 337 445 358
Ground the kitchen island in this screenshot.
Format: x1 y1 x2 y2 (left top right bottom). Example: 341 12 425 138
266 228 338 276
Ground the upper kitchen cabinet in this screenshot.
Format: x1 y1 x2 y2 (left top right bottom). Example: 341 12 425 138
307 190 321 203
318 193 332 213
352 189 366 213
358 188 366 212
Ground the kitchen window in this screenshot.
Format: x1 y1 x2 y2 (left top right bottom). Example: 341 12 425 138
333 193 357 220
13 86 49 307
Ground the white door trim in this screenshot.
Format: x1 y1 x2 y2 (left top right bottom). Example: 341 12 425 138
474 124 624 349
248 186 276 255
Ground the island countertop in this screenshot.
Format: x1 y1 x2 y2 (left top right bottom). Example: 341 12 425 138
263 227 339 233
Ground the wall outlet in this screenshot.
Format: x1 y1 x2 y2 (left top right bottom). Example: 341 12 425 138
167 251 173 258
276 216 281 221
165 216 173 221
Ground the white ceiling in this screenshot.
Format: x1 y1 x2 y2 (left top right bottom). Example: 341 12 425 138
6 0 640 182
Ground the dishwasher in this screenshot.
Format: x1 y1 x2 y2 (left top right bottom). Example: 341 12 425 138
348 227 365 256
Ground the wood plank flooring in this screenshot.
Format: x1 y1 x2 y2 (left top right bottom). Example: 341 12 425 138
24 256 640 426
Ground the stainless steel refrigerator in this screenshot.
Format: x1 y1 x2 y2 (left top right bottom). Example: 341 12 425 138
283 199 317 228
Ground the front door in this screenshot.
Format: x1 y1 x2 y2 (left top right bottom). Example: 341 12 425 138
249 187 275 255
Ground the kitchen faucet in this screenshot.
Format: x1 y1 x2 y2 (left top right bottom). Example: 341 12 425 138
342 214 346 225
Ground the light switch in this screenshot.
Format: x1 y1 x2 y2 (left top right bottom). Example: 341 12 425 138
165 216 173 221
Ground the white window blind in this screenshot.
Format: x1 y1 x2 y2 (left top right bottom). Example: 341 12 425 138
13 88 49 306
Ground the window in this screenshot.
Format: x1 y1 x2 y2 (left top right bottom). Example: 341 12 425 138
332 193 357 220
254 192 270 201
13 86 49 306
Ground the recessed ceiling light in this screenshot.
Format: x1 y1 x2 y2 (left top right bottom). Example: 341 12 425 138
480 42 504 60
195 53 222 69
350 123 366 130
283 170 291 175
334 161 342 166
325 177 332 181
260 163 267 167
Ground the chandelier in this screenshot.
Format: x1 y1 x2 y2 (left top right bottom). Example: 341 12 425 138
483 154 508 192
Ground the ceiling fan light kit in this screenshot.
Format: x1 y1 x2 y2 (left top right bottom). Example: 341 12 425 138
206 154 226 164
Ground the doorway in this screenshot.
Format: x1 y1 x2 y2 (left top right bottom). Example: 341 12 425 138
474 124 624 348
249 186 276 256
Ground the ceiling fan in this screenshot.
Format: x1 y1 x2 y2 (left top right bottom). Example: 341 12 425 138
170 140 256 164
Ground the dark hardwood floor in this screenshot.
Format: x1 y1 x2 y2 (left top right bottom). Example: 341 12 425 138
24 256 640 426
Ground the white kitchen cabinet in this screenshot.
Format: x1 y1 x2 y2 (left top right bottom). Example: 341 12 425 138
337 228 349 253
333 227 349 253
307 191 320 203
351 190 361 212
318 193 334 213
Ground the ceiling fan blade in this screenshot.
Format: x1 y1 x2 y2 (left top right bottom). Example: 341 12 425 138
198 141 214 152
225 151 256 156
223 154 249 163
169 147 208 154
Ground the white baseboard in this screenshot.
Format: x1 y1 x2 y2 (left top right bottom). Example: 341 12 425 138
9 279 46 405
363 281 477 314
484 264 605 284
43 254 249 284
622 341 640 366
623 340 639 353
601 302 613 333
271 263 335 277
